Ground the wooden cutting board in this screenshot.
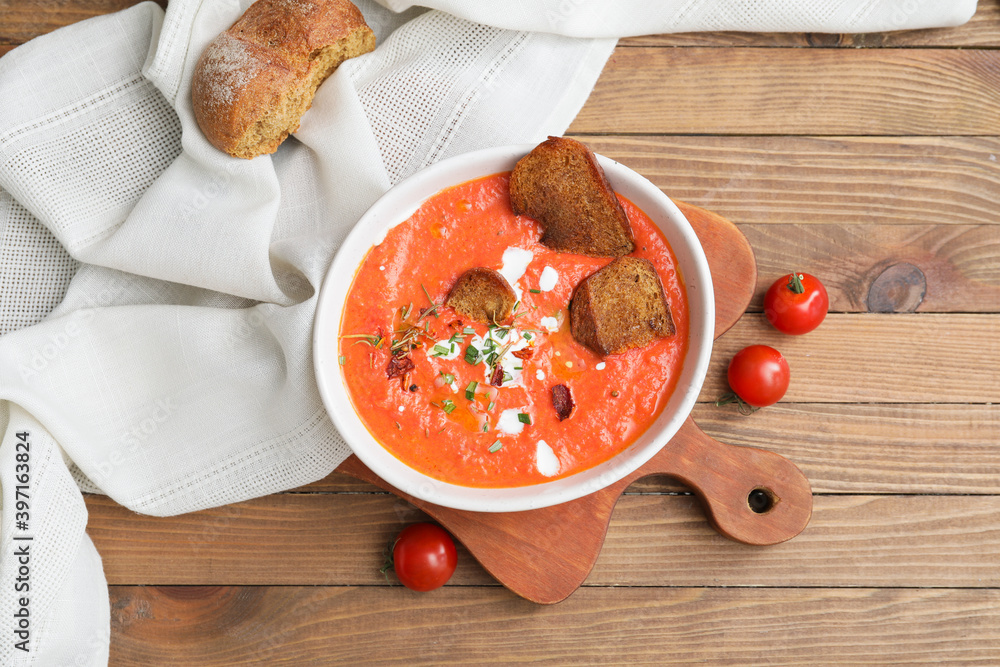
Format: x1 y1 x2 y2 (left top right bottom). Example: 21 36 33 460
335 201 813 604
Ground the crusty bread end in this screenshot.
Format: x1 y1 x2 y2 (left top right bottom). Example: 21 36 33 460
191 0 375 160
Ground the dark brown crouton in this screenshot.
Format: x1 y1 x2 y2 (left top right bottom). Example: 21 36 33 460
509 136 635 257
570 257 674 356
446 267 517 324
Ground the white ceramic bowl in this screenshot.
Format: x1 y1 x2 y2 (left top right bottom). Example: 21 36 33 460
313 144 714 512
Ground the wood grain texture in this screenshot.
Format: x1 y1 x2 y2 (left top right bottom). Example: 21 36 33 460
575 135 1000 227
689 403 1000 495
300 403 1000 495
108 585 1000 665
335 416 812 603
571 48 1000 135
703 313 1000 403
0 0 165 46
88 493 1000 588
741 224 1000 313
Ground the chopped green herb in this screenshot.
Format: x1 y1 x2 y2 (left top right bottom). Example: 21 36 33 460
517 413 531 425
523 332 533 341
420 284 439 318
341 333 384 348
489 440 503 453
400 303 412 321
529 288 541 294
481 422 489 433
514 366 522 371
338 355 346 366
448 332 464 346
432 343 451 357
463 326 476 335
439 371 455 385
440 399 457 414
464 344 482 365
488 400 496 411
502 371 512 383
465 381 478 400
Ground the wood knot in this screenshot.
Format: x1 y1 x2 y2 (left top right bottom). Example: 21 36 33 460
866 262 926 313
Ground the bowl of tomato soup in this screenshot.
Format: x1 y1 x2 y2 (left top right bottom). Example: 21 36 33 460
314 144 714 512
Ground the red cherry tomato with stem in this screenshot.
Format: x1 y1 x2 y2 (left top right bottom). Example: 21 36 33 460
764 272 828 335
727 345 790 408
386 523 457 591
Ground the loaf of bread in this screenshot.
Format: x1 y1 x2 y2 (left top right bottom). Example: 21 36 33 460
570 257 674 356
191 0 375 159
446 268 518 324
509 137 635 257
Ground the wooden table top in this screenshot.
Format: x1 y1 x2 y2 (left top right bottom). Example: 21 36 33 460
4 1 1000 664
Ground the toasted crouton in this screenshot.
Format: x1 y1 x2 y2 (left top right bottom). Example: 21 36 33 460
509 137 635 257
570 257 674 356
446 268 517 324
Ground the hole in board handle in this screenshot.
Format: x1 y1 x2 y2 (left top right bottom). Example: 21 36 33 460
748 488 776 514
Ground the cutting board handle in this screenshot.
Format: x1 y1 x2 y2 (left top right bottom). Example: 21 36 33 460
657 419 813 545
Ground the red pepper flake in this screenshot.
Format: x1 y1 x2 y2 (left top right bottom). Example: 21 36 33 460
489 364 505 387
551 384 574 421
512 347 534 360
386 354 415 380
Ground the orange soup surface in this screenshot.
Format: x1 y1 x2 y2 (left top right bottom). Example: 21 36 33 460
340 173 688 487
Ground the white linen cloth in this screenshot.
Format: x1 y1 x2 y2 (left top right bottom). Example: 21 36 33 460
0 0 977 663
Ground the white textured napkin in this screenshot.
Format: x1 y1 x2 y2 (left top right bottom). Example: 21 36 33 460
0 0 977 663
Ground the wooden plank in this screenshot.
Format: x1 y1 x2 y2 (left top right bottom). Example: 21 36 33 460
87 493 1000 588
622 4 1000 48
108 585 1000 665
688 403 1000 495
297 403 1000 496
571 48 1000 135
739 224 1000 314
702 314 1000 404
0 0 164 47
593 494 1000 588
574 135 1000 227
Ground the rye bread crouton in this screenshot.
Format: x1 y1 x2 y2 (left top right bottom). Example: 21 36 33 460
446 267 517 324
509 137 635 257
570 257 674 356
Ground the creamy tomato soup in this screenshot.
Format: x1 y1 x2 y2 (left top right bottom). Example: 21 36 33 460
339 173 688 488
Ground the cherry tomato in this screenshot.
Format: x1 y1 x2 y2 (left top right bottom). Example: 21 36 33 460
727 345 790 408
391 523 457 591
763 272 829 335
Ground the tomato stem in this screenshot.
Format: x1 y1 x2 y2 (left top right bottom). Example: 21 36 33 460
715 392 760 416
787 272 805 295
379 538 398 582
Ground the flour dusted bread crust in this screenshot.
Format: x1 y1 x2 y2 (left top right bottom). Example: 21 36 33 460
192 0 375 159
509 137 635 257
